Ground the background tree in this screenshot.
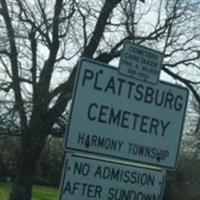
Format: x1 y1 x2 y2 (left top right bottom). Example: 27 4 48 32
0 0 200 200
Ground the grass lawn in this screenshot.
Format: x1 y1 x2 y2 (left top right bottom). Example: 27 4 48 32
0 182 59 200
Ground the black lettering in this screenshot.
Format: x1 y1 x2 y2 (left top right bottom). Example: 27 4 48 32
121 111 131 128
131 172 137 184
149 118 159 136
97 137 105 147
132 113 141 130
145 147 151 158
95 186 102 198
128 143 170 162
104 76 115 94
81 183 87 196
63 181 73 194
108 108 121 126
140 115 149 133
127 81 136 98
88 103 98 121
111 168 121 181
164 92 174 110
73 162 90 176
94 166 102 178
103 167 110 179
141 174 147 185
94 70 103 91
84 135 90 148
63 182 102 198
77 132 85 145
123 171 130 183
135 84 144 101
120 189 131 199
164 151 169 160
137 192 144 199
107 188 115 200
122 59 132 66
72 182 80 194
155 90 165 106
98 105 109 123
161 120 170 137
82 69 93 86
144 87 154 103
129 46 134 53
174 95 183 111
91 135 98 146
117 78 126 96
151 148 156 159
138 146 145 156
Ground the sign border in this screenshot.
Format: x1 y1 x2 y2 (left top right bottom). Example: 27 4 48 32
118 41 164 85
65 58 189 170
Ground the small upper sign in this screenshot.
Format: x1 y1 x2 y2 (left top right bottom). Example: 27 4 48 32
119 41 163 85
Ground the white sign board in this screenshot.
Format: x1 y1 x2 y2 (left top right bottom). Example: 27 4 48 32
119 41 163 84
59 154 166 200
65 58 189 169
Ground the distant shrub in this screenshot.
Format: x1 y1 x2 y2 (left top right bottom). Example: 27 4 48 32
0 135 64 187
2 135 199 198
164 154 200 200
0 136 20 181
35 136 64 187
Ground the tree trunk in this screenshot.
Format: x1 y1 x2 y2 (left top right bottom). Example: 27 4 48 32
9 131 47 200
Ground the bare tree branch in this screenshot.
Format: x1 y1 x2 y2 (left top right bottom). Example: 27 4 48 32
82 0 122 58
0 0 27 131
163 66 200 104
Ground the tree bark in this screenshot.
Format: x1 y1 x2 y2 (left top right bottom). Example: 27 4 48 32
9 130 47 200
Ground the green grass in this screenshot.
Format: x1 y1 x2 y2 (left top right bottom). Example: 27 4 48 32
32 185 59 200
0 182 10 200
0 182 59 200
